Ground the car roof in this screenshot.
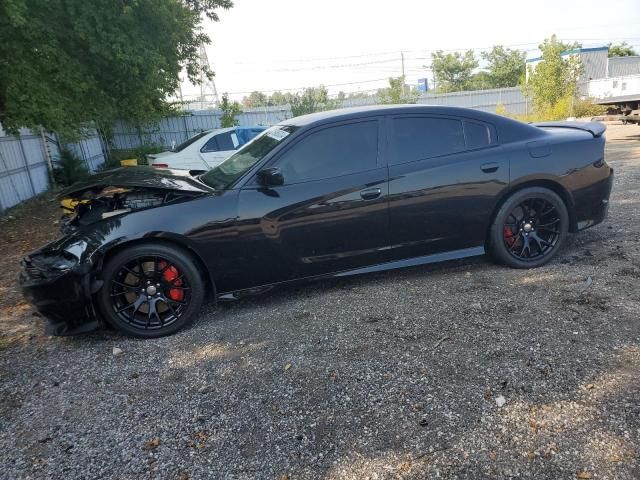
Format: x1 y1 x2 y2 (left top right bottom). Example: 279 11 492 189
280 104 542 141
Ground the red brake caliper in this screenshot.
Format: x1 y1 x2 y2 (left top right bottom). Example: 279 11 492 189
159 261 184 301
503 226 516 247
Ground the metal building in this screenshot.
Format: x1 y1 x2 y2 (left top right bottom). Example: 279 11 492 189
608 56 640 77
526 46 609 81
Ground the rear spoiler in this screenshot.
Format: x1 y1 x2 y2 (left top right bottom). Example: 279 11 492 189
532 121 607 138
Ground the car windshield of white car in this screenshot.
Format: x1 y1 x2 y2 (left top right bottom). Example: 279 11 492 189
200 125 297 190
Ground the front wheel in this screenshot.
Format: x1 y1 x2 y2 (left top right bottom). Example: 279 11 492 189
96 242 205 338
489 187 569 268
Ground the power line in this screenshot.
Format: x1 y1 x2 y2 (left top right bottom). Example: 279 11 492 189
219 38 640 75
219 32 640 66
220 77 393 95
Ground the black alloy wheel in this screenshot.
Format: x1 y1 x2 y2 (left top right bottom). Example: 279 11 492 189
489 187 569 268
97 242 205 337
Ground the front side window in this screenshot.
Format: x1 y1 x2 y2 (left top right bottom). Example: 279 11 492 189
389 117 465 165
275 121 378 184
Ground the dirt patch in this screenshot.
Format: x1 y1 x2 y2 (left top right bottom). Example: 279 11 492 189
0 191 60 347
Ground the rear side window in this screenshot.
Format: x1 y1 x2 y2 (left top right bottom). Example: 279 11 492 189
216 132 236 151
464 121 494 149
201 136 219 153
389 117 465 165
276 121 378 184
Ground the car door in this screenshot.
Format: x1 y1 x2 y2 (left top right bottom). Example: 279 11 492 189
234 118 389 287
386 114 510 260
200 130 239 168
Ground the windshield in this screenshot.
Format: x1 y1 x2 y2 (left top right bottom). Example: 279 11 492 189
200 125 297 189
173 131 210 152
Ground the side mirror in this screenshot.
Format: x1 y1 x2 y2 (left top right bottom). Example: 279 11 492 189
256 167 284 187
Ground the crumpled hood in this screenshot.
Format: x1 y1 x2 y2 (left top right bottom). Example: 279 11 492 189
58 167 214 198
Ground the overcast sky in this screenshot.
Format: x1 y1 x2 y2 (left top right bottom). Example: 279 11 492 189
182 0 640 100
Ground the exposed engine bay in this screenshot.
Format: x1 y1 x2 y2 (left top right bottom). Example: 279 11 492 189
60 186 198 234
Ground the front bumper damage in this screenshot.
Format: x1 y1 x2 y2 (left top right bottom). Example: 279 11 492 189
20 239 103 336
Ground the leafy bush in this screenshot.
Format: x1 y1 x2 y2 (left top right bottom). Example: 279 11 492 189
377 76 420 104
573 98 608 118
289 86 338 116
497 96 608 123
53 149 89 186
220 93 241 127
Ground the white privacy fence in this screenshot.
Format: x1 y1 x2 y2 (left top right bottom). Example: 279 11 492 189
0 125 106 212
0 127 51 211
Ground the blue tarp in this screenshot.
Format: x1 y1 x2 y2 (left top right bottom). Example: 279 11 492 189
236 126 267 146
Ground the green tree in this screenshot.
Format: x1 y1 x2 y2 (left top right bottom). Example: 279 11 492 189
0 0 232 136
431 50 478 92
242 91 268 108
289 86 338 116
526 35 582 119
481 46 526 88
219 93 241 127
269 91 291 106
377 76 419 104
608 42 638 57
467 71 493 90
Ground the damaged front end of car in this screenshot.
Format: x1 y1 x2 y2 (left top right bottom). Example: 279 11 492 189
58 186 193 235
20 167 212 335
20 237 104 335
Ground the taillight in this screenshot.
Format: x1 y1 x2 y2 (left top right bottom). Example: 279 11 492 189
152 163 169 168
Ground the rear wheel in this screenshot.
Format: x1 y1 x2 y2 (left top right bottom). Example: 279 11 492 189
97 242 205 338
489 187 569 268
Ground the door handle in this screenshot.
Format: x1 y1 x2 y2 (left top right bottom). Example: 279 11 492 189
481 162 499 173
360 187 382 200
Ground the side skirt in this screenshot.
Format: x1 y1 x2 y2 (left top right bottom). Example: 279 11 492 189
334 246 486 277
218 246 486 301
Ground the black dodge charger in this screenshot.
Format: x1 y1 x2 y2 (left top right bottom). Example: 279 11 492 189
20 105 613 338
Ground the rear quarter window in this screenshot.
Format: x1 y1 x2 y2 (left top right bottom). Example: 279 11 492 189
389 116 466 165
464 121 496 149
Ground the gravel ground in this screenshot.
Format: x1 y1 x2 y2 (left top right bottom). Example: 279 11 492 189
1 124 639 479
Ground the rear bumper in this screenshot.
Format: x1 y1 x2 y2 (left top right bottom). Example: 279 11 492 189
572 167 614 231
20 261 100 336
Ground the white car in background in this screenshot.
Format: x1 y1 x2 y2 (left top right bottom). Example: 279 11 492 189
147 126 266 171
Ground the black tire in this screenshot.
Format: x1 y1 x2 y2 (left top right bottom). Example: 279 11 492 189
96 242 205 338
489 187 569 269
